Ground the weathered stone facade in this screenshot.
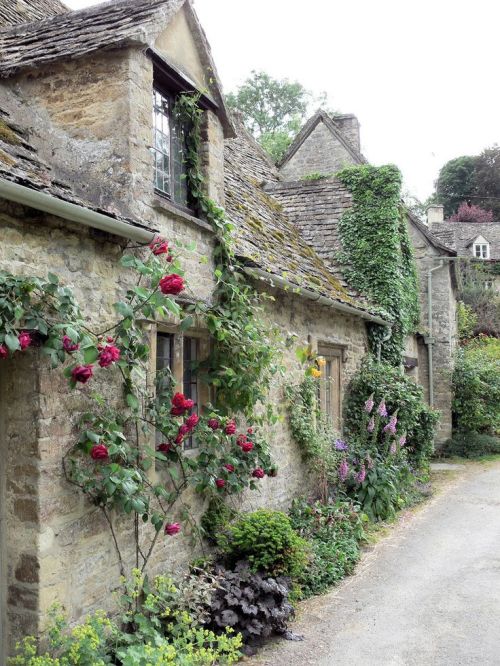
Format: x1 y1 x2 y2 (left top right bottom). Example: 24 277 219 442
0 0 457 656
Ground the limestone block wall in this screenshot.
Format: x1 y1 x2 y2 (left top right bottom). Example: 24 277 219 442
409 221 457 444
12 47 226 224
0 202 369 648
279 122 357 181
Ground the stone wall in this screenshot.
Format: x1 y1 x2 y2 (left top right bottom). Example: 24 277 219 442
0 196 370 651
279 121 357 181
408 220 457 444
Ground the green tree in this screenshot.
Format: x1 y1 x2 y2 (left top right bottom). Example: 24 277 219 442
434 145 500 218
474 145 500 219
226 71 334 163
436 155 477 217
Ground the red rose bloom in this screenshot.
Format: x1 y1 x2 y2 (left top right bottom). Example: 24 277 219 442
225 420 236 435
185 414 199 430
174 433 184 445
98 344 121 368
71 364 93 384
90 443 109 460
215 478 226 488
165 522 181 536
172 393 187 408
252 467 265 479
178 424 190 437
0 344 8 359
247 427 254 435
207 418 220 430
18 331 32 350
241 441 254 453
159 274 184 295
237 434 247 446
157 442 172 454
171 393 194 414
62 335 79 353
224 464 235 472
149 236 169 256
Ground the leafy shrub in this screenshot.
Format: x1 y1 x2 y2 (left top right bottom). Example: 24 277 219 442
344 358 439 469
10 607 115 666
441 431 500 458
453 338 500 435
289 498 364 597
457 301 478 342
220 509 310 578
346 453 412 522
201 498 238 545
10 572 242 666
208 560 294 643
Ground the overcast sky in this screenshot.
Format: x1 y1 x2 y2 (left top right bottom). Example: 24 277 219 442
65 0 499 200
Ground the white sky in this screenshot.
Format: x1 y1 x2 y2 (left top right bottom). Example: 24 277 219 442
65 0 500 200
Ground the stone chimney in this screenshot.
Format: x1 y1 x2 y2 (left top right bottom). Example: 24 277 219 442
334 114 361 153
427 204 444 225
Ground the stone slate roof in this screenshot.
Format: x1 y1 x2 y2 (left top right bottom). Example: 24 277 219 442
265 178 352 273
224 122 383 317
0 0 185 77
430 221 500 259
406 211 456 255
277 109 367 169
0 94 153 233
0 0 67 27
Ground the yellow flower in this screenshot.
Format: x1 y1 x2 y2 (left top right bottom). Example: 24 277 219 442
317 357 326 367
310 368 321 378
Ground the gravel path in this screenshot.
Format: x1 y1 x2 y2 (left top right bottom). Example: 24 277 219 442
248 460 500 666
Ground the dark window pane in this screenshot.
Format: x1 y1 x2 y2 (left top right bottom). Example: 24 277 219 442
183 337 199 450
156 333 174 445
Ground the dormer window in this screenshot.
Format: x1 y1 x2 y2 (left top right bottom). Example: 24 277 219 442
472 235 490 259
152 88 189 208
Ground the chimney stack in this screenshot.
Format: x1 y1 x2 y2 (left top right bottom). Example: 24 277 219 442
334 114 361 153
427 204 444 225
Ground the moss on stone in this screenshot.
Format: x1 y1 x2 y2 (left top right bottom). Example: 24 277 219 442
0 119 22 145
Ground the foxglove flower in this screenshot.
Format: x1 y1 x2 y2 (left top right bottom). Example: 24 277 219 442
338 459 349 482
377 400 388 417
364 394 374 413
383 413 398 435
356 464 366 484
367 416 375 433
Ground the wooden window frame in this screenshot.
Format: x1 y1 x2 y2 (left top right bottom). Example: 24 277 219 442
151 325 210 455
317 343 345 431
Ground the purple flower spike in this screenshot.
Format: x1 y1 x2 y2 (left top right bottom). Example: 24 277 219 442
356 464 366 484
377 400 388 418
367 416 375 433
364 394 374 414
338 459 349 482
335 439 348 451
399 434 407 447
366 454 374 469
383 414 398 435
389 442 397 455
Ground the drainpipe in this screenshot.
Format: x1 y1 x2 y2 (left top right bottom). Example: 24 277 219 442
0 178 157 244
425 261 443 407
377 326 393 362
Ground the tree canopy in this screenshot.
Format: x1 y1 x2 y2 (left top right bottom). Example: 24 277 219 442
226 70 333 163
435 146 500 219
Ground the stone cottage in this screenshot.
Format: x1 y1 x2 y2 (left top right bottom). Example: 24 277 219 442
0 0 456 656
428 203 500 291
274 109 458 441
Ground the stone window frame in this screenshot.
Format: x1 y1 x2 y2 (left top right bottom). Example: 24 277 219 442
151 53 219 217
151 324 211 455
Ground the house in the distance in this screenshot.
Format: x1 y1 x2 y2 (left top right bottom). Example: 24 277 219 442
429 204 500 291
